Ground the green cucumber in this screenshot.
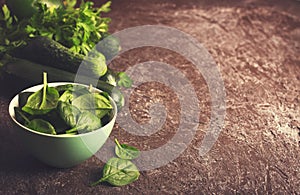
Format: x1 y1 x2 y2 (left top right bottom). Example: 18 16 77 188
10 36 107 78
3 57 124 111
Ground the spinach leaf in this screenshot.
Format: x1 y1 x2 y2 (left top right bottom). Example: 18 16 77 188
58 86 90 103
72 92 112 119
58 90 74 103
55 84 74 94
115 139 140 160
56 84 90 93
117 72 133 88
40 109 70 134
65 111 101 134
57 101 81 128
100 112 113 127
72 93 112 110
14 107 31 125
95 109 111 120
26 118 56 135
22 72 59 115
91 158 140 187
18 92 33 108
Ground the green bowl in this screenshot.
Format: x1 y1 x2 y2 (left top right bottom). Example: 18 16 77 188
8 82 117 168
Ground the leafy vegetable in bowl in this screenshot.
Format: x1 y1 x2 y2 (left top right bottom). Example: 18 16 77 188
8 78 117 168
15 72 113 135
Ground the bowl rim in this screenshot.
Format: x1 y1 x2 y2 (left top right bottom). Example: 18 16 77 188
8 82 117 138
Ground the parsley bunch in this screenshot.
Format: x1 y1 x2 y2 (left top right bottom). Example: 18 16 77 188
0 1 111 56
0 5 27 54
26 1 111 55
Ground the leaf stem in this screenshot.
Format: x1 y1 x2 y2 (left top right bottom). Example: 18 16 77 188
90 176 106 187
16 108 30 124
65 127 77 134
40 72 48 108
90 163 133 187
114 138 122 149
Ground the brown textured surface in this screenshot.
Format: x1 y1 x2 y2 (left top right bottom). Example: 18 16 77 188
0 0 300 194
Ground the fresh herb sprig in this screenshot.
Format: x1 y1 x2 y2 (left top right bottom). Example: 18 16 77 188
0 5 27 54
26 1 112 55
0 1 111 56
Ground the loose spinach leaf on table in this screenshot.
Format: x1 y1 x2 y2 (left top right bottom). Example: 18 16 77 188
115 139 140 160
65 111 101 134
26 118 56 135
57 101 81 128
22 73 59 115
91 157 140 187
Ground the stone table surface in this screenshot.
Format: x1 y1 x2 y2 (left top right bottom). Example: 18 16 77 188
0 0 299 194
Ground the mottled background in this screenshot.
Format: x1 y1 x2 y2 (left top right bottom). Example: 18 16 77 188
0 0 299 194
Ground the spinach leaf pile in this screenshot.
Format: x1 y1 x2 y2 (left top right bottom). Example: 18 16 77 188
14 72 113 135
91 139 140 187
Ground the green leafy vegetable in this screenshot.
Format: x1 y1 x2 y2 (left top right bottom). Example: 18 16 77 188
26 1 111 55
65 111 101 134
57 101 80 128
22 72 59 115
14 107 31 125
58 90 74 103
15 74 113 135
115 139 140 160
6 0 63 19
117 72 133 88
39 109 70 134
102 72 117 86
0 1 111 56
91 157 140 187
15 107 56 135
72 92 112 118
57 84 90 102
94 108 111 120
91 139 141 187
64 0 77 9
0 4 27 55
26 118 56 135
55 84 73 94
100 70 133 88
18 92 33 108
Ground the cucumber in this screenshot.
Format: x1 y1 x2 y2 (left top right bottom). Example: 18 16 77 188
3 57 124 111
10 36 107 78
